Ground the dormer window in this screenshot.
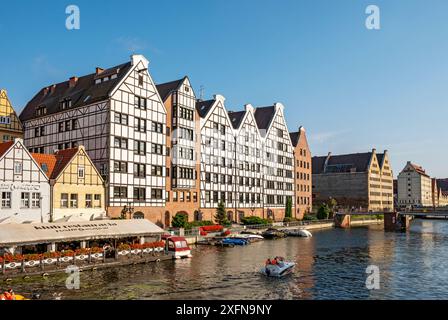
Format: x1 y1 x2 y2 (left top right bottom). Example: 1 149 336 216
36 106 47 117
95 79 102 84
60 98 72 110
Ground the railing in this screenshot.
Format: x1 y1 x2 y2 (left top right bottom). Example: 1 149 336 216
168 228 200 237
239 219 334 230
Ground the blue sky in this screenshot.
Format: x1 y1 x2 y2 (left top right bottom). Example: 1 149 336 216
0 0 447 177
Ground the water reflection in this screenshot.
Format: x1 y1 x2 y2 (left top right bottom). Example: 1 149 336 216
7 219 448 300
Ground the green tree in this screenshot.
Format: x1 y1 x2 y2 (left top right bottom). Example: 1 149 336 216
172 213 189 228
214 201 229 225
317 204 330 220
285 197 293 219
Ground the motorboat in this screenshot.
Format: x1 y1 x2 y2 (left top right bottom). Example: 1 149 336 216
221 238 249 246
227 234 264 242
165 236 193 259
261 228 286 239
260 257 295 277
283 229 313 238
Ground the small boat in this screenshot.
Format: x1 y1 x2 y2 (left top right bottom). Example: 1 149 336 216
221 238 249 246
261 228 286 239
284 229 313 238
165 236 193 259
227 234 264 242
260 257 295 278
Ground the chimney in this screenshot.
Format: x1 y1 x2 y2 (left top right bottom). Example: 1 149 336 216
96 67 104 75
43 87 49 96
69 77 78 88
50 84 56 94
372 148 377 154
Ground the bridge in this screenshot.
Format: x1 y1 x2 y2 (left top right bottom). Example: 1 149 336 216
334 210 448 231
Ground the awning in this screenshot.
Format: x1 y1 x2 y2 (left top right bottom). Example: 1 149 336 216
0 219 165 247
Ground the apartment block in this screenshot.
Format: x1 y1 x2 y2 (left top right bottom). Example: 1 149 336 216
312 149 393 212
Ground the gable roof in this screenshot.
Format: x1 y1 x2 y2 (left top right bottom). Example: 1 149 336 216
31 147 79 179
254 106 276 131
155 77 185 102
227 111 246 129
196 99 215 118
20 62 133 122
313 152 374 174
289 132 299 147
0 140 14 159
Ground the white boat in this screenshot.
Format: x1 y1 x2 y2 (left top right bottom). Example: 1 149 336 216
260 258 295 277
228 234 264 242
283 229 313 238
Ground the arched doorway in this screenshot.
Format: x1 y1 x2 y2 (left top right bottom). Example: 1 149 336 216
227 211 233 223
164 211 171 228
238 211 245 223
267 209 274 221
133 212 145 219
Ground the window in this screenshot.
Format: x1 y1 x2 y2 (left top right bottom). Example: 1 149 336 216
86 194 92 208
1 192 11 208
213 191 218 203
21 192 30 208
114 112 128 125
205 172 211 183
70 194 78 208
135 117 146 132
151 165 163 176
220 125 226 135
151 189 163 199
151 143 163 155
65 120 71 131
173 191 178 202
14 162 22 174
205 191 210 203
58 122 64 133
114 137 128 149
134 188 146 201
134 164 146 177
277 128 283 138
134 140 146 155
138 74 144 86
152 122 163 133
72 119 78 130
180 192 184 202
31 193 41 208
193 192 198 202
114 187 128 199
78 166 85 179
114 161 127 173
94 194 101 208
135 96 147 109
61 193 69 208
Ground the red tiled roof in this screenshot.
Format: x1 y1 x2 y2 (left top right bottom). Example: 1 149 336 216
409 163 429 177
0 141 14 159
31 147 79 179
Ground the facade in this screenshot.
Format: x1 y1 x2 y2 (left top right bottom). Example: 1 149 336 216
32 146 106 222
254 104 295 220
397 162 432 208
290 126 312 219
19 55 167 222
228 104 264 220
197 95 237 221
435 179 448 207
0 139 50 224
312 149 393 212
156 77 200 227
0 89 23 143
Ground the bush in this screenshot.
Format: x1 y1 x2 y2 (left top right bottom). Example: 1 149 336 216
283 217 297 223
241 216 271 226
186 220 214 229
303 215 318 221
172 213 189 228
317 204 330 220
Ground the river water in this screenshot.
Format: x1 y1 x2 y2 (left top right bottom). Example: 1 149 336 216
7 219 448 300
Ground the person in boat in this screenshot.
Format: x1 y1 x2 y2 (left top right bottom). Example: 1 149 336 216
271 258 278 265
3 289 16 300
265 258 271 266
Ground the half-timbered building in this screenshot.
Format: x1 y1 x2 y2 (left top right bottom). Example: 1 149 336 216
156 77 200 227
19 55 167 222
32 145 106 222
0 138 50 224
0 89 23 143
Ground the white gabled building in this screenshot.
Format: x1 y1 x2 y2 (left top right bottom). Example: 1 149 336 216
20 55 167 222
228 104 264 220
196 95 236 220
254 103 295 220
0 138 50 224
